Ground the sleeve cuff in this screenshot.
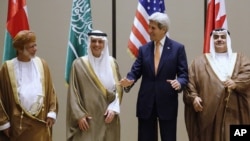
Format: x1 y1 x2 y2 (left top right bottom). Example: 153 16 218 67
0 122 10 131
107 93 120 114
47 111 57 120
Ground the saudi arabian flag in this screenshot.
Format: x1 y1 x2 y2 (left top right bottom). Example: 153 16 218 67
65 0 93 84
2 0 30 62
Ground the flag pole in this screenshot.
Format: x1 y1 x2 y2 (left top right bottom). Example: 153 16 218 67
112 0 116 58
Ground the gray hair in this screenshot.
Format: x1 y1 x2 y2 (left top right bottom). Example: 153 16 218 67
148 12 170 31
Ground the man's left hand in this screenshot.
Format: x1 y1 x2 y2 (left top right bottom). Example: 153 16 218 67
224 79 236 90
104 110 115 124
46 117 55 128
167 79 181 90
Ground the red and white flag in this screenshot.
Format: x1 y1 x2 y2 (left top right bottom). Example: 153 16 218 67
128 0 165 58
203 0 227 53
2 0 29 62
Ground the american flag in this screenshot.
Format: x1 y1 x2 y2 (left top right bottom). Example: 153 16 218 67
203 0 227 53
128 0 165 57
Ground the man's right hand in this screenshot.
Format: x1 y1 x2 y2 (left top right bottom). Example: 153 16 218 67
193 96 203 112
119 77 134 87
3 128 10 137
78 116 92 131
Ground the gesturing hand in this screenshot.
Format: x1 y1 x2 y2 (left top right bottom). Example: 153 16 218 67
119 77 134 87
167 79 181 90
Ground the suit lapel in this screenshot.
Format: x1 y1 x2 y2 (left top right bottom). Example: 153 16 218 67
148 42 155 74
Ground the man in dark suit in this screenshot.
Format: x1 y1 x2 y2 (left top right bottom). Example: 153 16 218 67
120 12 188 141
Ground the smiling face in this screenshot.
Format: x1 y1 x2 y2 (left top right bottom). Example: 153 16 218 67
148 21 167 42
213 32 227 53
90 37 105 57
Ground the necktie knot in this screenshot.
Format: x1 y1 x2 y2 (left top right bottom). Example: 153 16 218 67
156 41 161 47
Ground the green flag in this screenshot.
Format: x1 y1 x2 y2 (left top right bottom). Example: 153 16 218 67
65 0 93 84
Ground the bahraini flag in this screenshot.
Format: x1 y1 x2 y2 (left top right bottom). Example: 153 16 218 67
203 0 227 53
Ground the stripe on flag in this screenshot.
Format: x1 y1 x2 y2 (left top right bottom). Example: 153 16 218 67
128 0 166 57
203 0 228 53
65 0 93 84
2 0 29 62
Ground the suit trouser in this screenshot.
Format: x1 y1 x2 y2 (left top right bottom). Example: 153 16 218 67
138 106 177 141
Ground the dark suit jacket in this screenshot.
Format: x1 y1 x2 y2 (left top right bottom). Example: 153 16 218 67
127 36 188 120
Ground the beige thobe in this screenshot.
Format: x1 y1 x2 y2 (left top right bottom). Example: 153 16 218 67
66 56 123 141
0 57 58 141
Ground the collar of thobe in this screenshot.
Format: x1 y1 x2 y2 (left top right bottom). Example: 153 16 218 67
6 57 46 118
205 53 237 81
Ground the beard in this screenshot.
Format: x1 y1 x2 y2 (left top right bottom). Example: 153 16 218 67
23 49 35 59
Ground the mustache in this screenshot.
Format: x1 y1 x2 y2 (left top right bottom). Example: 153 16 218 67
216 40 224 44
